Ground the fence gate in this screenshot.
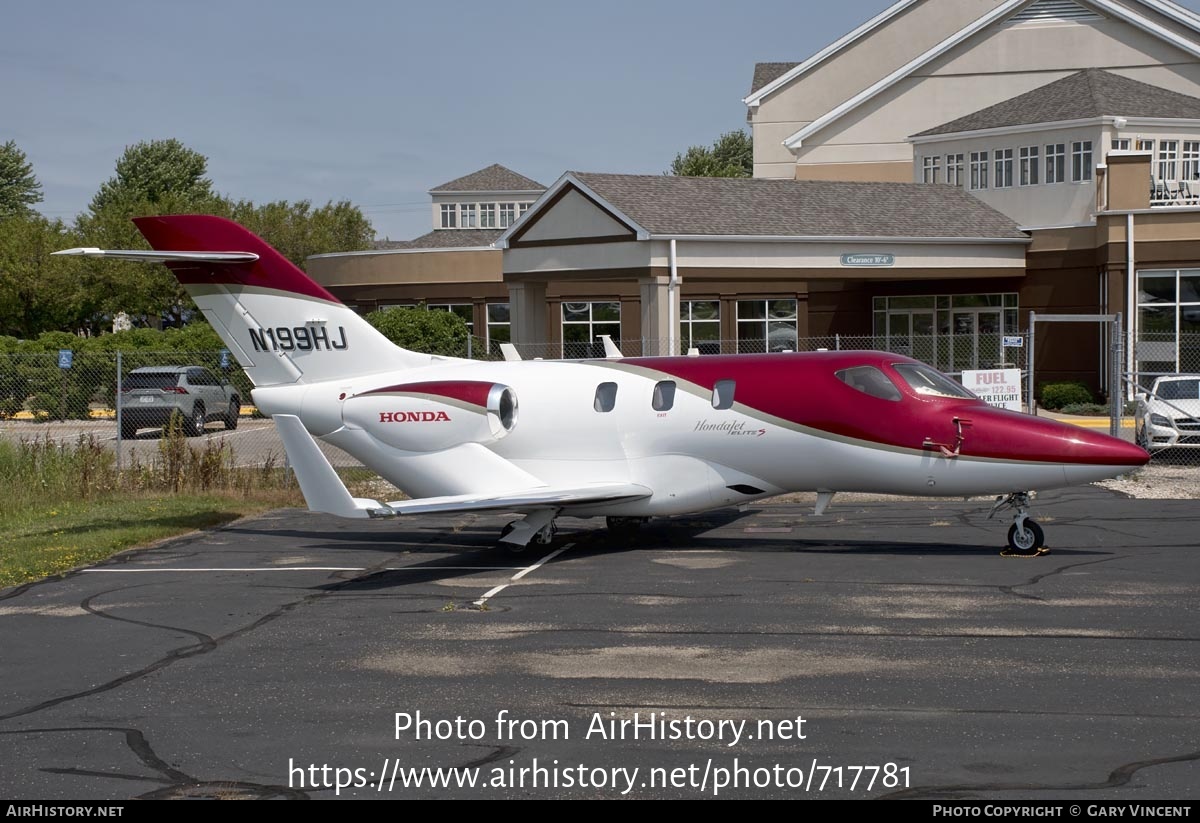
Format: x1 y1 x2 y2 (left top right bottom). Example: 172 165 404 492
1027 312 1124 437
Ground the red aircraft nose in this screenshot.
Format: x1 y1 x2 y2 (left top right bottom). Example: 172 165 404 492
957 406 1150 468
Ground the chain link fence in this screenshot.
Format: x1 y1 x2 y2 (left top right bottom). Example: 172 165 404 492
1129 331 1200 466
2 330 1194 476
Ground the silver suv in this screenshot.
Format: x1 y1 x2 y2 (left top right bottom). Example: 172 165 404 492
119 366 241 438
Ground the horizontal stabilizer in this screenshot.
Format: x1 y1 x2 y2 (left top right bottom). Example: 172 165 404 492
52 248 259 264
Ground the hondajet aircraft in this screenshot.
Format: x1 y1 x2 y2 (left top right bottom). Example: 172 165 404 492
56 215 1149 553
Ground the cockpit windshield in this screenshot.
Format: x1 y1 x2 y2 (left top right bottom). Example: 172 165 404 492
892 363 976 399
835 366 901 401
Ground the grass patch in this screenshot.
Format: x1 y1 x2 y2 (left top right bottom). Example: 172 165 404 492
0 492 300 588
0 424 309 588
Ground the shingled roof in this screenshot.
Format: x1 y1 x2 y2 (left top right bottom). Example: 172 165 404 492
915 68 1200 138
372 229 504 251
568 173 1028 240
749 62 799 95
429 164 545 193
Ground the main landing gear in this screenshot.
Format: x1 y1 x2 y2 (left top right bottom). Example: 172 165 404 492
498 510 558 553
989 491 1048 555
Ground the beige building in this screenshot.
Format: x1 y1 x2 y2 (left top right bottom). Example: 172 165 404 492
308 0 1200 392
308 164 545 352
745 0 1200 183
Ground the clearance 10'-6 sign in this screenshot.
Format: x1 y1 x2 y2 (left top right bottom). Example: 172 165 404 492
961 369 1023 411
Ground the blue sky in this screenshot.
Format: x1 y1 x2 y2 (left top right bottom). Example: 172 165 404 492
7 0 1200 241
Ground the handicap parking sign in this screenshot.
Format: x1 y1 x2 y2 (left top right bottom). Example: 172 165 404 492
57 349 73 369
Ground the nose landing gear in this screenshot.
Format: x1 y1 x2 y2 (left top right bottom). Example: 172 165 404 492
989 492 1049 556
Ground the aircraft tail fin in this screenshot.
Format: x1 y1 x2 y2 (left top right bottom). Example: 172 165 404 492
58 215 435 387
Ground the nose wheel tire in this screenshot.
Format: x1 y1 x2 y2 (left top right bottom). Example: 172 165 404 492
1007 520 1045 553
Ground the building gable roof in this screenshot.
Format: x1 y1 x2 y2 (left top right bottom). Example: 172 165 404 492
913 68 1200 137
429 164 545 193
373 229 504 251
743 0 920 105
504 172 1028 243
762 0 1200 150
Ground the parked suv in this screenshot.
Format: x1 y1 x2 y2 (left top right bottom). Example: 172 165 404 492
119 366 241 438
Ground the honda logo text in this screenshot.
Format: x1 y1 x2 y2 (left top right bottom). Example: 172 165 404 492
379 411 452 423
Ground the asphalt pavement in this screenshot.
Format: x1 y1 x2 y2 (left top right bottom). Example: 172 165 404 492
0 486 1197 799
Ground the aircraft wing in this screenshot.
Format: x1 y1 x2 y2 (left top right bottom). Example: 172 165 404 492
379 484 651 516
273 414 650 519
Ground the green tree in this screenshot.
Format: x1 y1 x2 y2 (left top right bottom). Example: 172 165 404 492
0 141 44 218
88 138 216 213
227 198 374 269
77 140 225 326
669 130 753 178
0 214 84 337
365 306 468 356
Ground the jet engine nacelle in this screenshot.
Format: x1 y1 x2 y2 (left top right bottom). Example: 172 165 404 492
342 380 518 452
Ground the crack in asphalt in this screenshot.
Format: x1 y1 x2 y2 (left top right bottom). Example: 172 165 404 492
0 530 472 723
0 726 307 800
997 555 1125 602
880 748 1200 799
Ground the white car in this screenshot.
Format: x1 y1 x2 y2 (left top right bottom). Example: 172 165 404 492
1135 375 1200 451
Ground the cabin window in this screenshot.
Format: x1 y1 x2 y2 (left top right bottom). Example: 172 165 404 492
712 379 736 410
835 366 901 401
892 363 976 398
594 382 618 412
652 381 676 411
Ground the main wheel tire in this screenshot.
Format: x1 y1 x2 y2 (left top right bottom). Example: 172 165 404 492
606 516 646 539
185 403 205 437
1007 520 1045 552
224 398 240 430
499 522 527 554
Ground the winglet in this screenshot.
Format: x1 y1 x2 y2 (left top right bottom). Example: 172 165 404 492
500 342 522 362
274 415 392 518
600 335 624 359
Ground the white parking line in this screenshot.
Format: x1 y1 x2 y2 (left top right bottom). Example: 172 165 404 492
82 565 527 573
473 543 574 607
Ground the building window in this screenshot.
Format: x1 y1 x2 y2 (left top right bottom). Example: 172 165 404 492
486 303 510 354
1111 138 1131 151
682 300 721 354
562 301 620 358
499 203 516 228
440 203 457 229
922 155 941 184
460 203 477 228
736 299 797 353
1135 269 1200 378
1019 146 1039 186
1045 143 1066 184
1071 141 1093 182
969 151 989 190
479 203 497 228
1158 140 1179 180
873 293 1019 374
427 303 474 335
518 203 531 216
945 154 964 187
1137 138 1155 154
993 149 1013 188
1184 142 1200 181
